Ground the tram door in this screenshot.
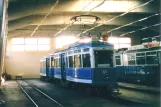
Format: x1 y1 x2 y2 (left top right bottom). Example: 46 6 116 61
60 53 66 81
156 51 161 84
46 58 49 77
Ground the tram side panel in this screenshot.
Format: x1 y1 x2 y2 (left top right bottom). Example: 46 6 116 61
66 51 92 84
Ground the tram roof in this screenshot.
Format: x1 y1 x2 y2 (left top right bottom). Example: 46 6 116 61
55 41 113 53
115 46 161 54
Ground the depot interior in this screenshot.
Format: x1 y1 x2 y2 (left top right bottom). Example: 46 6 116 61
0 0 160 79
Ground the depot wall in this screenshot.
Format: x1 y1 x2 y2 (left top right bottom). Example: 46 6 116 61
5 37 56 79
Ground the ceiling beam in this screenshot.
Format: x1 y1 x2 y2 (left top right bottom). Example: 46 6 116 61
8 0 159 21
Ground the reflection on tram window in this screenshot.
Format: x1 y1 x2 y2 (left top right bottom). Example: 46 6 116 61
51 57 54 67
128 54 135 65
136 53 145 65
69 56 74 67
55 58 60 68
82 54 90 67
74 55 82 68
146 52 158 64
95 50 113 67
115 56 121 65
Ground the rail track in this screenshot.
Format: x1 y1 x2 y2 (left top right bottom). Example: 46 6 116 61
18 80 156 107
18 80 64 107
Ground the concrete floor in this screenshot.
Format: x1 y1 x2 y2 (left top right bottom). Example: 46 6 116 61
0 80 160 107
118 82 160 93
0 81 34 107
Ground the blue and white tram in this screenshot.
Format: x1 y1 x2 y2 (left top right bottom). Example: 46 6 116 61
53 41 117 88
115 42 161 85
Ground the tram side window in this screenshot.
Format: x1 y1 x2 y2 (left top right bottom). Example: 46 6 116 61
82 54 91 67
146 52 158 64
69 56 74 67
74 55 82 68
55 58 60 68
136 53 145 65
128 54 135 65
115 56 121 65
83 48 89 52
51 57 54 67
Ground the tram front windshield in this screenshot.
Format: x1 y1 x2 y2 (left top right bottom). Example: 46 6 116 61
95 50 113 68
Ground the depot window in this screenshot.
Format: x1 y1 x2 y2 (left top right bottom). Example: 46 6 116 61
12 38 50 51
108 37 131 49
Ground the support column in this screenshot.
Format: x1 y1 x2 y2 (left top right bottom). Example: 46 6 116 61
0 0 8 85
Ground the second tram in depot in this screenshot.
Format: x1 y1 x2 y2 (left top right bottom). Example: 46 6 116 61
40 39 118 93
115 41 161 85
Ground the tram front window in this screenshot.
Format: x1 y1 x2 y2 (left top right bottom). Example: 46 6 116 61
95 50 113 68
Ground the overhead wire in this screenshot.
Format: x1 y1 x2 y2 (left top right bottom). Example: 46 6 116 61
142 35 160 40
107 12 160 33
119 23 161 36
31 0 59 36
76 0 154 37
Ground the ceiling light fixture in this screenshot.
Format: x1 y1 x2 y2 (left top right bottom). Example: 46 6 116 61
53 0 106 37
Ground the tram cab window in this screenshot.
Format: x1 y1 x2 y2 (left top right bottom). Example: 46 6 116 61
55 58 60 68
51 57 54 67
82 54 91 67
95 50 113 67
74 55 82 68
136 53 145 65
115 56 121 65
69 56 74 67
146 52 158 64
